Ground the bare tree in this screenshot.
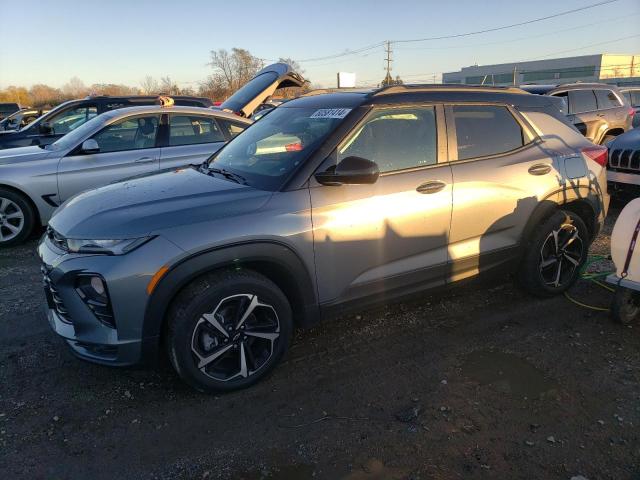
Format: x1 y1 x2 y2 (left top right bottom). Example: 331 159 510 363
140 75 160 95
160 76 181 95
29 84 63 107
61 77 88 99
206 48 263 99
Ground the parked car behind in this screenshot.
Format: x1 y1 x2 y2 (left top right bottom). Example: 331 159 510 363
38 84 609 392
520 83 633 144
607 128 640 194
0 103 20 121
0 108 49 131
620 87 640 128
0 95 213 150
0 104 251 246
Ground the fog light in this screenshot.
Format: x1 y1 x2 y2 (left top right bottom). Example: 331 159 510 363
75 275 115 329
90 276 105 296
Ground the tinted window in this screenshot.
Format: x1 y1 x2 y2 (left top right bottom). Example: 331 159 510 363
622 91 632 104
630 91 640 107
210 106 346 190
91 115 160 153
594 89 621 109
49 106 98 135
169 115 224 146
220 120 247 138
567 90 597 114
452 105 524 161
339 106 437 173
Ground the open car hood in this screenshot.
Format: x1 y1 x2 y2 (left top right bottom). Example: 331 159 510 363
220 63 305 118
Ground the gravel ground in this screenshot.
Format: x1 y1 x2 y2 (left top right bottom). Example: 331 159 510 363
0 206 638 480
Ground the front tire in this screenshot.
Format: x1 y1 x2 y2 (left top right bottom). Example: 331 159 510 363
518 210 589 297
0 188 35 247
166 270 293 393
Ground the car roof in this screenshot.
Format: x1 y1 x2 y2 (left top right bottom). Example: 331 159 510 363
285 83 555 109
101 105 252 123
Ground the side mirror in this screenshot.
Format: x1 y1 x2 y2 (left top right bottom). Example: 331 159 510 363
315 156 379 186
39 122 53 135
81 139 100 154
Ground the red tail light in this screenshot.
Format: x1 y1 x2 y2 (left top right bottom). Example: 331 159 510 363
285 142 303 152
582 145 608 167
630 107 636 118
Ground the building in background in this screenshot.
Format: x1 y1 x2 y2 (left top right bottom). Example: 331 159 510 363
442 54 640 87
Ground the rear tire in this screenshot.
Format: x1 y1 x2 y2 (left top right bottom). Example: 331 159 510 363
0 188 35 247
166 269 293 393
518 210 589 297
611 287 640 325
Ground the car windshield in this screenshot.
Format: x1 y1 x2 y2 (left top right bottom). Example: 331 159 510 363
44 114 107 151
207 106 350 190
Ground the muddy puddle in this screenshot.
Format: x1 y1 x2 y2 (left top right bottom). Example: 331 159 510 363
462 350 559 397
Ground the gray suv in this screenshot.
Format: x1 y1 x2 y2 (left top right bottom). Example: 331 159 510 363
520 83 633 144
38 85 609 392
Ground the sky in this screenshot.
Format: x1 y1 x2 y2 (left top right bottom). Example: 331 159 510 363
0 0 639 90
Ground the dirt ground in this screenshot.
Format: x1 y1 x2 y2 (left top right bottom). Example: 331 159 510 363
0 205 638 480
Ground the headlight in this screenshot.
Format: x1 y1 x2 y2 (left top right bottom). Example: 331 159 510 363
66 237 152 255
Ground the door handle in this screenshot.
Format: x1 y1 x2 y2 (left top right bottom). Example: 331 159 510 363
416 180 446 194
528 163 551 176
134 156 155 163
596 113 605 117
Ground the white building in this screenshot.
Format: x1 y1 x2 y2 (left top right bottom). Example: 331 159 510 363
442 54 640 87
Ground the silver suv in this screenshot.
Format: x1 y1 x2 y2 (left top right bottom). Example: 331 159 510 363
0 105 251 245
38 85 609 392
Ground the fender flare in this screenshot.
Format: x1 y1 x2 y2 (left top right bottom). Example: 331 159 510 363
142 241 319 339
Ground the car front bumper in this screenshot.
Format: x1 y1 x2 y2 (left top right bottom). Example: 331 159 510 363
38 233 183 366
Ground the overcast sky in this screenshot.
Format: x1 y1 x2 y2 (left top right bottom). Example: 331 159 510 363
1 0 639 89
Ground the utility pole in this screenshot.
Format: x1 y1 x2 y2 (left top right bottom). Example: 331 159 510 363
383 40 393 86
512 66 517 86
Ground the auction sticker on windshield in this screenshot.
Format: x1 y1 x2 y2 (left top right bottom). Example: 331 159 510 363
310 108 352 119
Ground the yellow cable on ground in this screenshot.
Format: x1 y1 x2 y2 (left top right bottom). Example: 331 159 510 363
564 291 610 312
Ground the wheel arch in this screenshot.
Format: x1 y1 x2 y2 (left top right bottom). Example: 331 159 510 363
0 182 41 226
143 241 320 343
520 196 597 251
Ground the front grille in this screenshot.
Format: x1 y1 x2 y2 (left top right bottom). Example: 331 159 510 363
46 227 68 252
41 265 72 324
609 148 640 171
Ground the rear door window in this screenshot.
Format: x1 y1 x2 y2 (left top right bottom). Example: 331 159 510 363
631 91 640 107
451 105 524 161
168 115 225 146
567 90 597 114
594 90 621 109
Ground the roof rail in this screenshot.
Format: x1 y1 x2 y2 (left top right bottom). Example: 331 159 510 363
372 83 528 96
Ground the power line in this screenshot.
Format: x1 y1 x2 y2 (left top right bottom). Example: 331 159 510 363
392 0 620 43
295 0 620 63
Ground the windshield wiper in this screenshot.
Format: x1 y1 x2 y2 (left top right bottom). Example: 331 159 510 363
201 166 248 185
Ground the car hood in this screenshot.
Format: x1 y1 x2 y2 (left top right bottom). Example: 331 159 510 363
609 128 640 151
220 62 305 118
49 167 272 239
0 145 51 164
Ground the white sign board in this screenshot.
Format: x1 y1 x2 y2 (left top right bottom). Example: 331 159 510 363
337 72 356 88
